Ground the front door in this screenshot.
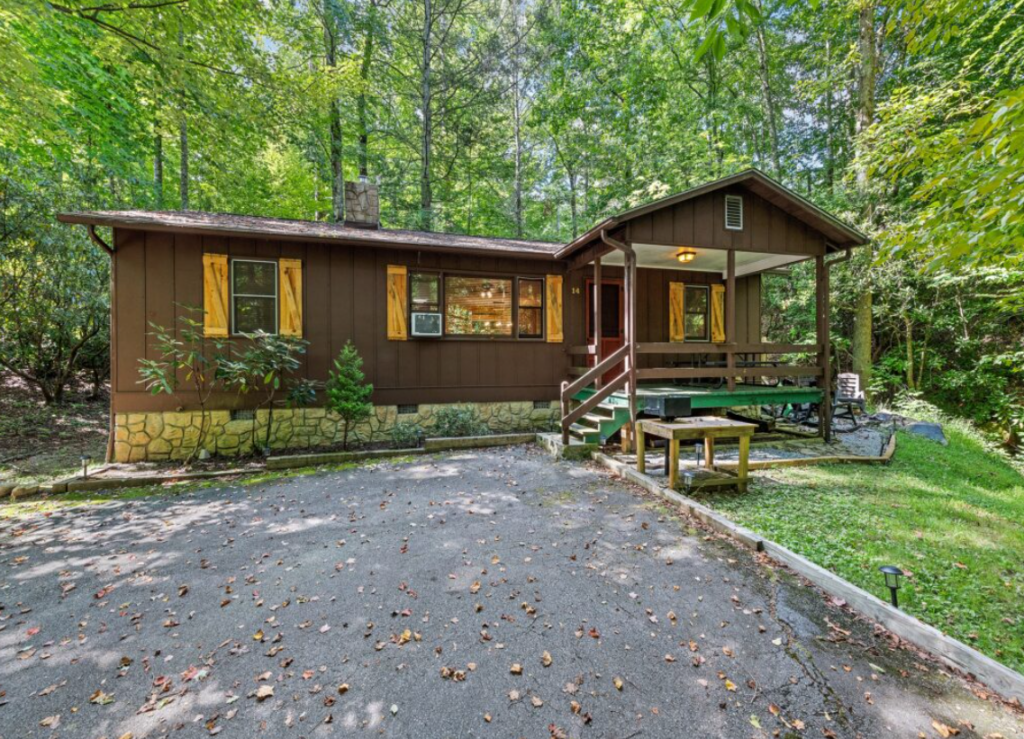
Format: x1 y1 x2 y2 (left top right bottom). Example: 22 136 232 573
586 280 625 384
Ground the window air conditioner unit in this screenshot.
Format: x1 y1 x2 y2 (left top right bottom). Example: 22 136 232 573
411 312 443 337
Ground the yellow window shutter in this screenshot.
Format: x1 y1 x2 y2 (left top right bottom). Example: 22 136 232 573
669 282 685 342
203 253 229 337
545 274 564 343
711 283 726 343
387 264 408 340
279 258 303 337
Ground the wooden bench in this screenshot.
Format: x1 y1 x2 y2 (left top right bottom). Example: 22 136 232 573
636 417 756 492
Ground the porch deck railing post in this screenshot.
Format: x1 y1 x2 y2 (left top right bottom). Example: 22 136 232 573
816 255 832 442
593 256 602 390
726 249 737 392
627 248 637 429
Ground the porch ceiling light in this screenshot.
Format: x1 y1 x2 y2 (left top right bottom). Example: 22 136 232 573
676 248 697 264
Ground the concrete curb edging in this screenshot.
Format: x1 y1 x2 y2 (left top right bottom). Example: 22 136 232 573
591 451 1024 704
424 433 537 452
266 447 426 470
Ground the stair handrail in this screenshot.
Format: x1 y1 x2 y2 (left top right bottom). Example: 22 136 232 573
562 343 630 399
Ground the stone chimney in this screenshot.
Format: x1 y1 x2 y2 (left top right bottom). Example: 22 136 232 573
344 179 380 229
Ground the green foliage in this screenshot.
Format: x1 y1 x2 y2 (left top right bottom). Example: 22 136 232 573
431 405 488 438
137 308 231 461
390 421 424 449
324 342 374 450
0 153 109 404
698 424 1024 673
218 331 309 453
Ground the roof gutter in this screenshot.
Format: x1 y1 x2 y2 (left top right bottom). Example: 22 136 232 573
87 225 115 257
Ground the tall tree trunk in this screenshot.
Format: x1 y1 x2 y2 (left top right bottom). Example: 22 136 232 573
904 316 916 391
357 6 375 179
419 0 433 231
825 37 836 194
153 132 164 208
325 15 345 222
179 116 189 210
753 0 781 176
511 0 524 238
851 0 876 394
178 26 189 211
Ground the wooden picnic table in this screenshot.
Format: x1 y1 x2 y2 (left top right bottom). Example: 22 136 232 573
636 417 757 492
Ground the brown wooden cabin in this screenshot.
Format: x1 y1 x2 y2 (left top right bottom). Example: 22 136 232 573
59 169 866 461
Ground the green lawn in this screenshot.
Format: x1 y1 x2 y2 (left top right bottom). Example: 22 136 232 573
694 422 1024 673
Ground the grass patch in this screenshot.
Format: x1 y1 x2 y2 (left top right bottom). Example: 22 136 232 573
693 420 1024 672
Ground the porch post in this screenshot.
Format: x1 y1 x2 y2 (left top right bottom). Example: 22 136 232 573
593 256 602 389
627 247 638 427
816 255 832 442
726 249 737 392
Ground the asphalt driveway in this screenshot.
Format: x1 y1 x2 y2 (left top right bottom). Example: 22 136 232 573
1 446 1021 738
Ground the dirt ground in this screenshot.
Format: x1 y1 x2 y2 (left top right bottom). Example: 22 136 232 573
0 374 109 485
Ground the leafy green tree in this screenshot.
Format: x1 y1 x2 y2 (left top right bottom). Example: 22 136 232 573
324 341 373 450
137 308 231 462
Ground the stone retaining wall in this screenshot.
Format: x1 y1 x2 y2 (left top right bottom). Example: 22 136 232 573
113 401 558 462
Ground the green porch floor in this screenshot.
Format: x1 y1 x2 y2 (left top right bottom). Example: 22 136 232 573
572 382 822 411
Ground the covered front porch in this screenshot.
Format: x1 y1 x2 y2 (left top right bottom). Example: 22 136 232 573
552 170 867 447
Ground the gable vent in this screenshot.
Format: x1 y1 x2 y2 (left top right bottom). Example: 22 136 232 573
724 194 744 231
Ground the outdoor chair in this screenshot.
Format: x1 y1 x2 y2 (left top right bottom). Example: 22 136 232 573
833 372 867 428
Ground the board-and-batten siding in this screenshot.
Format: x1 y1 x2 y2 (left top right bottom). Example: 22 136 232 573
565 263 760 371
626 187 827 256
112 229 569 414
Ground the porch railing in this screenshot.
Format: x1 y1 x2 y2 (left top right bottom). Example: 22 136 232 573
560 342 823 443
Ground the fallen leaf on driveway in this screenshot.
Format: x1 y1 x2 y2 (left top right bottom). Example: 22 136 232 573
932 721 959 737
40 716 60 728
90 690 115 705
541 651 552 667
255 685 274 701
613 677 623 691
510 663 523 675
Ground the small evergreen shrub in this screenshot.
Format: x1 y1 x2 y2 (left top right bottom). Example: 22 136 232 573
390 421 424 449
324 342 374 450
432 405 489 438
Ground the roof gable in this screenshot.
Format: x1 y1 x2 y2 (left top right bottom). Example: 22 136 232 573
558 169 867 258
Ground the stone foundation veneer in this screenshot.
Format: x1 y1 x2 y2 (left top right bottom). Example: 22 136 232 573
113 401 558 462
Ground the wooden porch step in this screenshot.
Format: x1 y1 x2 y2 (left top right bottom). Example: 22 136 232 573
569 423 600 444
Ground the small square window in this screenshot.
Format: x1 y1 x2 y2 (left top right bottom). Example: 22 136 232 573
397 404 419 415
410 272 440 313
231 409 255 421
533 400 551 410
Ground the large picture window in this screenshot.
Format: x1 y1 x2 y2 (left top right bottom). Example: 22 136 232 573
684 285 709 341
444 276 513 336
232 259 277 334
517 277 544 339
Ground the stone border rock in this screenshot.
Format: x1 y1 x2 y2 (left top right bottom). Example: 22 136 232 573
537 432 599 461
591 451 1024 705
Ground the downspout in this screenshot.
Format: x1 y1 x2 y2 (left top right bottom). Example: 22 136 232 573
86 225 116 463
88 225 115 256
